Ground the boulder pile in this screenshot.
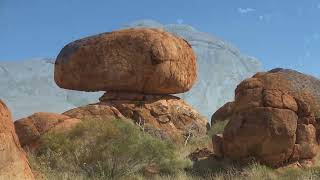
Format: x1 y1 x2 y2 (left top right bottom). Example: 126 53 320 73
212 68 320 167
53 28 208 143
0 99 34 179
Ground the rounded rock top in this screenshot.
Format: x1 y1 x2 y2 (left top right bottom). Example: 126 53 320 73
54 28 197 94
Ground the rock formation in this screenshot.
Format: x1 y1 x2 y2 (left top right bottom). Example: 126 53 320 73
55 28 197 94
0 20 261 120
14 112 81 150
54 28 208 143
64 93 208 142
0 99 34 179
212 68 320 167
211 102 234 124
125 19 262 119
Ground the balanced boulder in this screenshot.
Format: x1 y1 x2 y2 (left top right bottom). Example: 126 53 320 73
64 92 208 143
54 28 197 94
14 112 80 150
0 100 34 179
214 68 320 167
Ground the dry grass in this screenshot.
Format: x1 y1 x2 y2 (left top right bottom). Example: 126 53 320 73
28 118 190 180
27 118 320 180
207 120 229 137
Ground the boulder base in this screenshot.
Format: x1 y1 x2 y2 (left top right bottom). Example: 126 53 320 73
64 93 208 143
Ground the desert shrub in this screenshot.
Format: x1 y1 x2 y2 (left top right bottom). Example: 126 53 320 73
207 120 229 137
277 166 320 180
28 118 320 180
30 118 190 179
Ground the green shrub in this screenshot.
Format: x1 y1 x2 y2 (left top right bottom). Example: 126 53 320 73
208 120 229 137
28 117 320 180
30 118 190 179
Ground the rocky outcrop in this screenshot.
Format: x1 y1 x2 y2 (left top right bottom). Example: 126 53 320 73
0 99 34 179
54 28 208 143
215 68 320 167
211 102 234 124
224 106 299 166
251 68 320 115
14 112 81 150
0 20 261 120
55 28 197 94
64 93 208 143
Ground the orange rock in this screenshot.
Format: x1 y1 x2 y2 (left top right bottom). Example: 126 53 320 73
14 112 81 150
0 100 34 179
234 86 263 112
211 102 234 124
54 28 197 94
252 68 320 114
217 68 320 167
64 94 208 143
295 124 318 159
223 107 298 167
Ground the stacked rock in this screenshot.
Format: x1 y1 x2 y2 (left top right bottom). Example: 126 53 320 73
54 28 208 143
0 99 34 179
212 68 320 167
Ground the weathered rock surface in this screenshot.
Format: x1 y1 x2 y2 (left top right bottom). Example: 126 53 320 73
55 28 197 94
219 68 320 167
14 112 81 150
64 93 208 143
0 99 34 179
211 102 234 124
224 107 298 166
250 68 320 115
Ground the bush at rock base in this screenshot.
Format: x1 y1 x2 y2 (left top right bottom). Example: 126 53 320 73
27 117 320 180
208 120 229 138
28 118 191 179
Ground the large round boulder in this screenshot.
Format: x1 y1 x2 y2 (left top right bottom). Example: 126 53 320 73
54 28 197 94
223 107 298 166
0 100 34 179
124 20 262 119
216 68 320 167
63 92 208 143
251 68 320 115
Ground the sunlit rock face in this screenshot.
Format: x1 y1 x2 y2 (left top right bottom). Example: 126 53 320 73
0 59 103 120
124 20 263 119
0 20 262 120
